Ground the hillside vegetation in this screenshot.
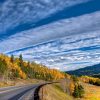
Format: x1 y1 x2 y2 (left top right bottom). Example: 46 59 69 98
80 76 100 86
0 54 100 100
67 63 100 77
0 54 65 82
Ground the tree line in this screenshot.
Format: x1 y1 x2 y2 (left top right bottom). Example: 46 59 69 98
0 54 65 81
80 76 100 86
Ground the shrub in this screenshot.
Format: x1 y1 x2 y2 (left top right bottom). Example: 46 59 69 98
73 84 85 98
94 79 100 86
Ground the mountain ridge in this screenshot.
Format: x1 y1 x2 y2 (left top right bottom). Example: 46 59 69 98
66 63 100 76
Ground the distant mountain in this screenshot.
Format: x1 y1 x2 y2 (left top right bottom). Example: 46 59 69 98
66 63 100 77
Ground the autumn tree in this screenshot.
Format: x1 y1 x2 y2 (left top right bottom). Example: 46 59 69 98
71 75 79 82
0 59 7 75
0 53 66 81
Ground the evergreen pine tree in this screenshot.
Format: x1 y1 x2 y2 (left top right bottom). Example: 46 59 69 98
19 54 23 67
10 54 14 63
73 84 85 98
78 84 85 97
73 85 80 98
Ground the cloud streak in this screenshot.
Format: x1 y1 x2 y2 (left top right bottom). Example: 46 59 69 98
0 0 100 71
0 0 89 37
1 11 100 53
6 28 100 71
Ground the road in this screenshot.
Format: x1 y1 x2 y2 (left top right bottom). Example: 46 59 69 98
0 84 40 100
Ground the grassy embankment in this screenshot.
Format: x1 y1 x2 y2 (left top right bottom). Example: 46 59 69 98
39 83 73 100
39 80 100 100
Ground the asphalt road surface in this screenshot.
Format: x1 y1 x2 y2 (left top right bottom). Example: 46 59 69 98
0 84 40 100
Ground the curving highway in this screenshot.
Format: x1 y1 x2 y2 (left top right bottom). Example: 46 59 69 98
0 84 40 100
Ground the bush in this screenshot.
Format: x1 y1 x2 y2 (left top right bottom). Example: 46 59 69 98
89 79 95 85
94 79 100 86
73 84 85 98
89 79 100 86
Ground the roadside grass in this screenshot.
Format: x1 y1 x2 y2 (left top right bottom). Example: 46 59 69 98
39 83 73 100
39 82 100 100
54 83 64 92
0 82 10 87
0 79 44 88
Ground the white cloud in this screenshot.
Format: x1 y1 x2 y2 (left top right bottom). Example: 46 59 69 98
0 11 100 53
0 0 89 34
6 30 100 71
0 2 100 71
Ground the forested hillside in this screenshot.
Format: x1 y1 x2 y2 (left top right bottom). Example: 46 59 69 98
67 64 100 77
0 54 66 81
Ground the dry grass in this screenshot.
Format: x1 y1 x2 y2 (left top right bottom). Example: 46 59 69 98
39 84 73 100
79 83 100 100
0 81 14 87
39 82 100 100
0 78 43 87
12 79 44 86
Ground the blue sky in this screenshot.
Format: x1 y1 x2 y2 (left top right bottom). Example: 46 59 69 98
0 0 100 71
